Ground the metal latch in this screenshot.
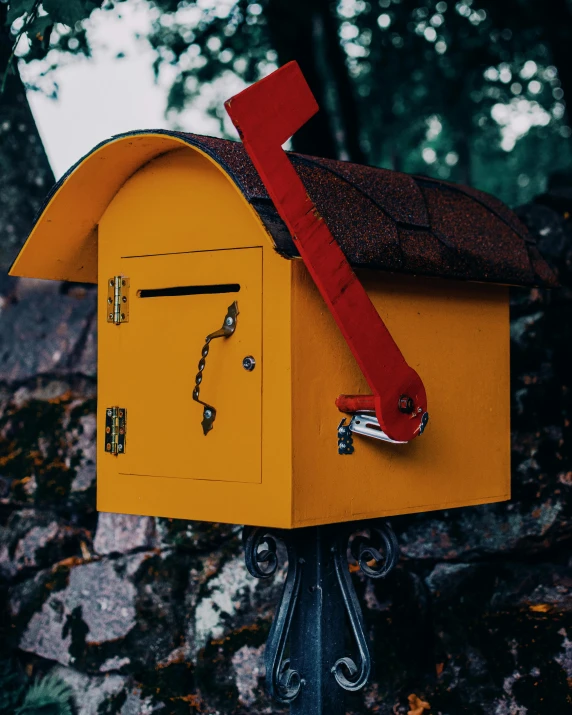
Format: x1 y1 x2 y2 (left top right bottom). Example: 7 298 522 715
349 411 428 445
337 419 355 455
107 276 130 324
193 301 239 435
105 407 127 455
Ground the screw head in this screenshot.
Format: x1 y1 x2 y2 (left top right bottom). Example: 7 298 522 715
398 395 415 414
225 317 234 326
204 409 213 419
242 355 256 371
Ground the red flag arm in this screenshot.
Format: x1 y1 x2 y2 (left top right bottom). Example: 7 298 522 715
225 62 427 442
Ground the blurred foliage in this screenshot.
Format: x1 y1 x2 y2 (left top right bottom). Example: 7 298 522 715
15 672 74 715
3 0 572 205
0 659 27 715
0 661 74 715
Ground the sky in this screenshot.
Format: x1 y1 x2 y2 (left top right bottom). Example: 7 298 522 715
18 0 553 180
20 1 220 179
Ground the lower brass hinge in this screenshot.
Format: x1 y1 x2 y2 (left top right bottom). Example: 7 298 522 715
105 407 127 455
107 276 130 324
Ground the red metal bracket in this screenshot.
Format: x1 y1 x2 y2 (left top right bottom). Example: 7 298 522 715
225 62 427 442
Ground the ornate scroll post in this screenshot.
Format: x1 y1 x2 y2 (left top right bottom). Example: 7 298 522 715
243 522 399 714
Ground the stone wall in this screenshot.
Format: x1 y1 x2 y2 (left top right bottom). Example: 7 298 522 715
0 191 570 714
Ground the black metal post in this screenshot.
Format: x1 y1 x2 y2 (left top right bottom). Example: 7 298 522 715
289 526 346 715
242 520 399 715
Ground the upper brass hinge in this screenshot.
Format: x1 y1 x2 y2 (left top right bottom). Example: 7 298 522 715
107 276 130 324
105 406 127 455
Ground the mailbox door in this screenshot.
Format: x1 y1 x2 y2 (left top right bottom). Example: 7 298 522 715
102 247 262 483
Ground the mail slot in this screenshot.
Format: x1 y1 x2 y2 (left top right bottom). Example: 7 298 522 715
10 123 556 528
101 248 263 484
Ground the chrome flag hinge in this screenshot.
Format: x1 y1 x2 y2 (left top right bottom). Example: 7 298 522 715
349 411 429 445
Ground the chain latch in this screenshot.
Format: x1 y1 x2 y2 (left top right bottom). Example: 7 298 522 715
192 301 239 435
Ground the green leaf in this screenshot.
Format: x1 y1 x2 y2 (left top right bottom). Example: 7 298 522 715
15 673 74 715
6 0 37 26
26 13 53 41
42 0 97 27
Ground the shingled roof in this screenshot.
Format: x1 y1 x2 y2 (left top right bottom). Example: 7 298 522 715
16 130 557 288
181 132 557 287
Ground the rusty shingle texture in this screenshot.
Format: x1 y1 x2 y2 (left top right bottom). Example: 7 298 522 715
180 132 556 287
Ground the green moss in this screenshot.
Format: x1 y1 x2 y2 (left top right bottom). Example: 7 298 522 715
135 660 198 715
155 517 239 553
68 398 96 425
96 689 127 715
0 398 71 505
0 391 98 519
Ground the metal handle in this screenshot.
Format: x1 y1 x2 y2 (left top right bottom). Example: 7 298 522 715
192 301 239 435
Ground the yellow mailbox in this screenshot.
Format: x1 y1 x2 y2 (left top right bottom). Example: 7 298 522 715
10 118 555 529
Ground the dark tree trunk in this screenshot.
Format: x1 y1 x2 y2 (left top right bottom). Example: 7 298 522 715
455 127 472 187
317 2 365 164
264 0 364 162
0 5 54 283
540 0 572 126
482 0 572 126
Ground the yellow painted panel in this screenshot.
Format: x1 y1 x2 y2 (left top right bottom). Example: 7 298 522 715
97 151 295 527
97 242 293 527
108 249 262 483
291 265 510 527
99 149 266 260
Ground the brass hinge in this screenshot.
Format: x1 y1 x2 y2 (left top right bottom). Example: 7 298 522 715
107 276 130 324
105 407 127 455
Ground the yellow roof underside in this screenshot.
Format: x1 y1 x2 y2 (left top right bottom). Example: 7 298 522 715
9 133 228 284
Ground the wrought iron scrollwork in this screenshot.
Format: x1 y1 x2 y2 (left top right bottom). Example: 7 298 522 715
243 526 278 578
242 521 399 706
332 522 399 692
242 527 303 704
350 522 399 578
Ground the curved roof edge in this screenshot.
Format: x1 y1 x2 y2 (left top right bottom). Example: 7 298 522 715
9 132 243 283
10 129 558 288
